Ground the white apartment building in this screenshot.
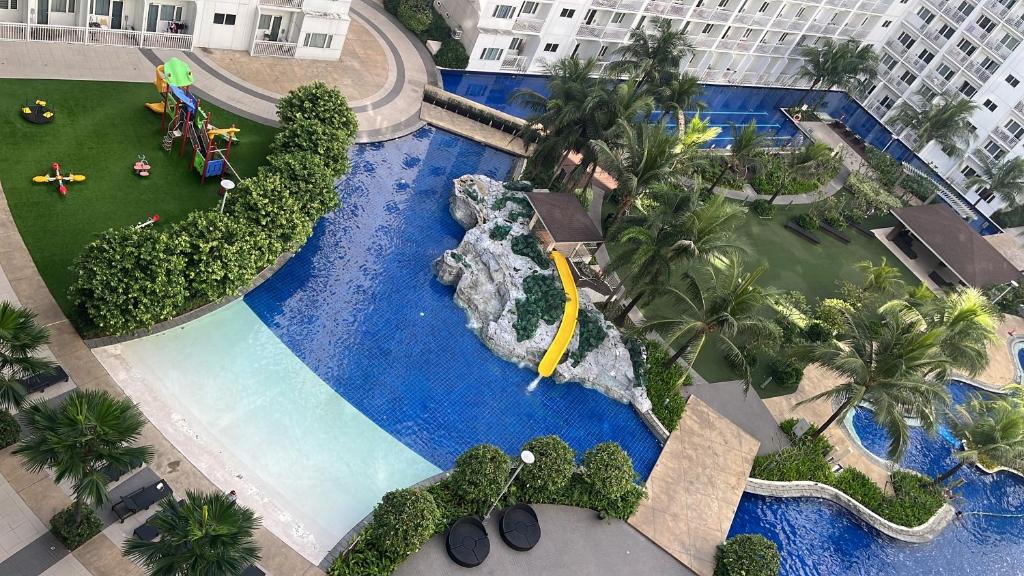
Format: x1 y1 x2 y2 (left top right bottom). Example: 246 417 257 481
0 0 350 59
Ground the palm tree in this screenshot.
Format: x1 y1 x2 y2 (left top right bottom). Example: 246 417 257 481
705 120 770 196
967 155 1024 211
891 90 978 158
644 258 772 385
676 113 722 152
123 490 262 576
796 308 950 460
592 119 682 219
15 389 153 526
570 79 655 190
796 39 879 106
935 396 1024 483
655 71 704 125
0 301 54 412
856 257 906 298
608 18 694 89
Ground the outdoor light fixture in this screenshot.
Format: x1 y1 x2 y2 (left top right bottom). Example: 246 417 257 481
485 450 534 521
993 280 1020 304
219 179 235 214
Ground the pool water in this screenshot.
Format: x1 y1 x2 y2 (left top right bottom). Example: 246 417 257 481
728 381 1024 575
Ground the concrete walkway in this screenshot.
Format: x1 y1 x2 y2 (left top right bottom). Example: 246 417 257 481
396 504 694 576
686 374 790 456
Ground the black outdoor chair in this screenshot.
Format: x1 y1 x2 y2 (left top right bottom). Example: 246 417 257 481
112 479 173 523
241 565 266 576
133 522 161 542
21 365 69 394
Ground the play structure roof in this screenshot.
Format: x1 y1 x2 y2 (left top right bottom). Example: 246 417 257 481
163 58 193 87
525 191 604 244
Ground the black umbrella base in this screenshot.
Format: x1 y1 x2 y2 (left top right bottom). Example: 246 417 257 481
446 516 490 568
500 504 541 551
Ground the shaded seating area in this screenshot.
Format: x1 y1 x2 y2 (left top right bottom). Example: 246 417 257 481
112 479 173 523
523 190 609 299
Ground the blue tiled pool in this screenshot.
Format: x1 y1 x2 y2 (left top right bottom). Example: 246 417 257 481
729 381 1024 575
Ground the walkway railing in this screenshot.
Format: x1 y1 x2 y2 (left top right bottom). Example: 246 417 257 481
252 40 297 57
259 0 303 7
0 23 192 51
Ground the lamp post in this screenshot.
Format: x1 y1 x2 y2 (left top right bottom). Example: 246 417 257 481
484 450 534 521
219 179 235 214
993 280 1019 304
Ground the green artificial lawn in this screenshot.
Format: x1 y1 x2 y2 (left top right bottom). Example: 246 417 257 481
609 202 916 397
0 80 276 318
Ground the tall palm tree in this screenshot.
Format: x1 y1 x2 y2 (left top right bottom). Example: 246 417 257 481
644 258 772 385
796 308 950 460
15 389 153 526
676 113 722 152
0 301 54 412
655 71 704 125
571 79 655 190
891 90 978 158
796 39 879 106
705 120 770 195
935 396 1024 483
592 118 682 219
608 18 694 89
967 155 1024 211
856 257 906 298
123 490 262 576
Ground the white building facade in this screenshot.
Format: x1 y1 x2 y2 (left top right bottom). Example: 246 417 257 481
0 0 350 59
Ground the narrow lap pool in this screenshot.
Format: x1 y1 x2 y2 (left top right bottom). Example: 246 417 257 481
729 382 1024 575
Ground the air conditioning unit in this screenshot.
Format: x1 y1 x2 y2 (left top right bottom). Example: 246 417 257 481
451 26 463 39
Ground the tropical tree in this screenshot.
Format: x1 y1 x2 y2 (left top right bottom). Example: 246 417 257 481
935 395 1024 483
795 308 950 460
15 390 154 527
608 18 693 89
676 113 722 152
654 71 704 125
891 90 978 158
796 39 879 106
856 257 907 298
592 118 682 219
967 155 1024 211
123 490 262 576
644 258 773 385
705 120 771 195
0 301 54 412
570 79 655 190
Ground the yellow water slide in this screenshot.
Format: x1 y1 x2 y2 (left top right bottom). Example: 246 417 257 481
537 250 579 377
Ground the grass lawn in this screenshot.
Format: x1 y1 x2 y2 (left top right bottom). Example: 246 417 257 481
609 202 916 397
0 80 276 318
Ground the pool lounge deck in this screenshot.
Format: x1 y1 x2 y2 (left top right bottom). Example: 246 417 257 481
629 397 760 576
971 315 1024 391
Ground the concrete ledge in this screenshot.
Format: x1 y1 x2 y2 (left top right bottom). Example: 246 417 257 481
744 478 955 543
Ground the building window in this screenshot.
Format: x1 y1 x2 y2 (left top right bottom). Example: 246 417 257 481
611 11 626 23
980 57 998 72
50 0 74 13
880 95 896 109
213 13 236 25
796 7 806 18
976 15 995 32
939 23 955 38
881 19 892 27
742 28 752 38
303 32 333 48
492 4 516 18
898 32 915 49
956 0 974 17
509 37 524 51
520 1 539 14
758 1 769 12
982 99 998 112
1007 74 1020 88
959 81 977 97
90 0 109 15
0 0 17 8
1001 33 1021 51
961 165 978 179
559 8 575 17
916 7 934 23
543 42 559 52
1006 119 1024 139
479 47 503 60
718 0 729 6
881 53 898 70
900 71 918 85
937 63 955 80
918 49 934 64
701 23 714 34
984 140 1007 159
597 45 609 57
956 38 976 56
778 32 789 43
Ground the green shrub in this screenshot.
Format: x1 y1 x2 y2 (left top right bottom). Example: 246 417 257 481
434 39 469 69
264 151 339 216
792 213 818 230
276 81 359 141
331 488 439 576
271 118 350 175
229 173 314 254
395 0 433 33
489 223 512 241
900 173 937 202
715 534 780 576
863 145 903 188
579 442 638 517
448 444 512 515
751 434 833 484
70 227 187 336
513 273 565 341
50 505 102 550
751 156 821 197
170 212 272 304
511 234 549 268
515 436 576 502
884 470 945 527
503 181 534 192
831 468 885 511
493 194 535 222
802 320 832 342
643 340 687 431
767 356 804 389
570 309 607 365
750 199 776 218
0 410 19 449
814 298 851 334
424 10 451 41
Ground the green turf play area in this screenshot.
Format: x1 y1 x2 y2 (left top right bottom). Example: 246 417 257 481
0 79 277 317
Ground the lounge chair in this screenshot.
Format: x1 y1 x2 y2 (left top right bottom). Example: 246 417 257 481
499 504 541 551
21 365 69 394
446 516 490 568
133 522 161 542
112 479 173 523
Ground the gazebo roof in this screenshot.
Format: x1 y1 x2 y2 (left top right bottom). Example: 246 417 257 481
891 204 1020 287
524 191 604 244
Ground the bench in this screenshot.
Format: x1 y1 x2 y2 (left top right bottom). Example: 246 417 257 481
818 222 851 244
21 365 69 394
846 220 874 238
112 479 173 523
785 221 821 244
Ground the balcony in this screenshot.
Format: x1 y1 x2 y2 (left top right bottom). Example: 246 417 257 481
867 100 892 117
964 60 993 82
992 126 1021 148
775 18 805 31
575 24 631 41
733 13 770 26
884 39 908 54
258 0 302 8
592 0 645 11
644 0 691 17
690 7 733 22
691 35 719 48
940 5 969 23
499 55 528 71
946 48 973 68
922 28 949 47
906 57 928 73
982 37 1013 59
716 39 757 51
925 71 951 90
512 17 545 33
251 40 297 57
1015 101 1024 117
806 22 826 33
964 22 992 42
3 24 193 50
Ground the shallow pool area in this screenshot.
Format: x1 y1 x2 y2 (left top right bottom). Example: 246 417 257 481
729 381 1024 575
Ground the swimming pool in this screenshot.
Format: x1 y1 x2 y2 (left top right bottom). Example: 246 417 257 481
728 381 1024 575
98 126 662 563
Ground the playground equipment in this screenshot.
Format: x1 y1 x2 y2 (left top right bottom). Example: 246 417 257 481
147 58 240 184
32 162 85 196
134 214 160 229
21 100 54 124
134 155 151 177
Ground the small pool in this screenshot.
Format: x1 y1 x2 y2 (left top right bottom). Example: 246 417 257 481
729 381 1024 575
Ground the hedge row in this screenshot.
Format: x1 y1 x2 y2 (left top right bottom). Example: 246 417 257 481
383 0 468 69
330 437 646 576
70 83 358 336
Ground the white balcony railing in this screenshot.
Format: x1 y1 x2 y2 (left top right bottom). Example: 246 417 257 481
907 57 928 73
692 35 718 48
982 37 1013 59
575 24 630 41
1 24 192 50
1015 100 1024 117
644 0 691 17
926 71 951 91
512 16 545 33
592 0 644 10
499 54 528 71
992 126 1021 148
0 22 29 41
965 61 993 82
940 5 969 23
251 40 297 57
141 31 193 50
922 28 948 47
690 7 732 21
258 0 302 7
964 22 992 42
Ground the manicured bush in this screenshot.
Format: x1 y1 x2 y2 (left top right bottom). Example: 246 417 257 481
578 442 638 517
750 198 776 218
570 309 608 365
792 213 818 230
714 534 781 576
50 505 102 550
275 81 359 141
750 156 820 197
271 118 351 175
489 223 512 241
70 227 187 336
396 0 433 34
643 340 688 431
503 180 534 192
365 488 440 559
885 470 945 527
0 410 19 449
831 468 885 511
511 233 549 268
515 436 576 502
229 173 314 254
264 151 339 216
448 444 512 515
863 145 903 188
171 211 273 304
434 39 469 69
513 273 565 341
767 356 804 389
814 298 852 334
900 173 937 202
751 433 833 484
